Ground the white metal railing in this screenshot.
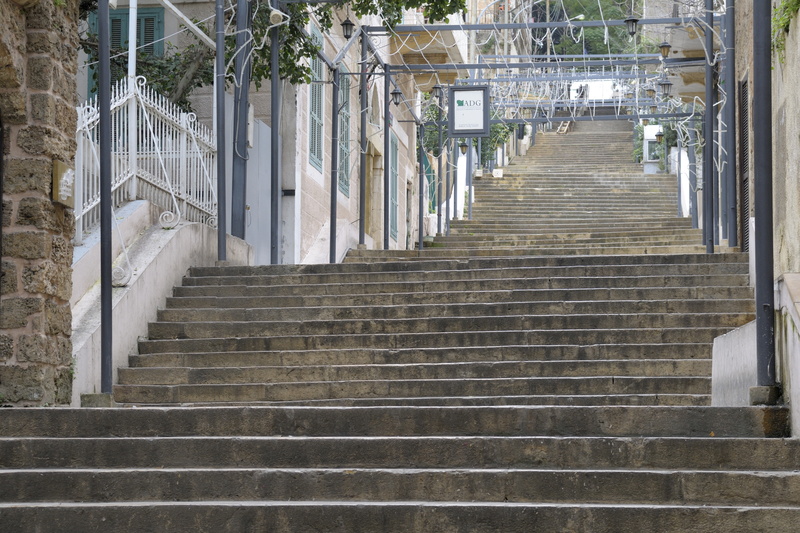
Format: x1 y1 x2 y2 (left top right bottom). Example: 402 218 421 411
74 76 217 244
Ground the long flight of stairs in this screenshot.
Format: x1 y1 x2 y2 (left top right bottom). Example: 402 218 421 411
2 120 798 531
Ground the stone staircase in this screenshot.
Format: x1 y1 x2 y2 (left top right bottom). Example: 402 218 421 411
2 120 798 531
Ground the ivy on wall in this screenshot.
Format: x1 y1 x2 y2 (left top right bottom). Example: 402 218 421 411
773 0 800 63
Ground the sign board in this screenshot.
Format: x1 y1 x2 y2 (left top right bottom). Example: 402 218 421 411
447 86 490 137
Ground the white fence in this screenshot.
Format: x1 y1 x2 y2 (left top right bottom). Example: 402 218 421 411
74 76 217 243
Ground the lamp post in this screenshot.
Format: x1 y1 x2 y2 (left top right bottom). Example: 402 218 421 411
433 84 443 235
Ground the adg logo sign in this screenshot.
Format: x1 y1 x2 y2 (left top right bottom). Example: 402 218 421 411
448 86 490 137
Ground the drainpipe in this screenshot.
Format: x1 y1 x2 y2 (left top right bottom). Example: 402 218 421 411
724 0 738 248
330 68 340 263
359 35 367 246
383 66 390 249
753 0 775 389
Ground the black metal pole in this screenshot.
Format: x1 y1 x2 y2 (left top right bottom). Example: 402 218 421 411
98 0 113 394
445 139 451 235
418 126 425 250
215 0 227 261
467 138 473 220
383 66 390 249
231 0 250 239
753 0 775 387
703 0 715 254
330 68 340 263
359 35 367 246
270 24 281 264
725 0 738 248
712 69 720 246
436 92 443 235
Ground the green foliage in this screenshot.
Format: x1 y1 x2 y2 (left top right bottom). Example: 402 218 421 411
81 0 466 104
773 0 800 63
543 0 642 56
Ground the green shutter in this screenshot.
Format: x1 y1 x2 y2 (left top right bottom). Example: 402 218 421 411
390 133 399 240
87 8 164 94
338 70 351 195
309 26 324 171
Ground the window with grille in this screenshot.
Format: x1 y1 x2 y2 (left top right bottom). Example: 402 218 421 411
390 133 399 240
338 70 351 195
88 8 164 94
309 26 324 171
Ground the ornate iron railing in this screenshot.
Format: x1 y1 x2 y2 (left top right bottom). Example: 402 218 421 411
74 76 217 244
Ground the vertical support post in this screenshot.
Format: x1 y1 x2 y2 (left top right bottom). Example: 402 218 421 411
467 137 473 220
718 12 728 243
127 0 138 201
725 0 738 248
215 0 227 260
753 0 775 387
98 0 113 394
453 140 459 222
383 67 391 249
703 0 715 254
418 126 425 250
677 135 683 217
330 68 340 263
688 124 699 229
231 0 250 239
713 72 720 246
436 91 443 235
445 139 451 236
359 33 367 246
270 23 281 264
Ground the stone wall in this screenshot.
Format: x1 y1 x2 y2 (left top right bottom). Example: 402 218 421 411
1 0 78 405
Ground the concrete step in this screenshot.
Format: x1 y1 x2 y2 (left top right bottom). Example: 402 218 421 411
5 467 800 506
0 406 787 438
129 343 720 368
4 501 797 533
117 359 712 385
112 375 712 404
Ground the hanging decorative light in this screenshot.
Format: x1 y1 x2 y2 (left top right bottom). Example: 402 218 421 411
391 86 403 106
659 41 672 59
655 129 664 143
646 86 656 99
459 141 468 155
658 77 673 97
625 15 639 37
341 17 355 39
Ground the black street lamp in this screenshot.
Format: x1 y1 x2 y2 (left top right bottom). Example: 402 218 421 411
391 86 403 106
658 76 673 97
459 141 468 155
341 17 355 39
625 15 639 37
655 129 664 143
659 41 672 59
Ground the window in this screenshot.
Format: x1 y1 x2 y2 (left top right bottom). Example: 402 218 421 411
88 8 164 94
390 133 399 240
309 26 324 171
338 70 351 195
646 140 661 161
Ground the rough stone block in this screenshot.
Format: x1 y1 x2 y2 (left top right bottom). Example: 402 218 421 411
0 297 43 329
44 299 71 336
16 196 59 231
19 334 71 366
30 93 56 125
2 231 51 259
51 235 73 266
56 98 77 131
0 364 54 404
17 125 59 156
24 0 55 30
0 91 27 124
1 260 18 294
23 261 71 300
26 31 59 55
27 56 53 90
1 199 11 226
3 158 52 195
0 335 12 361
0 64 24 89
55 365 73 405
